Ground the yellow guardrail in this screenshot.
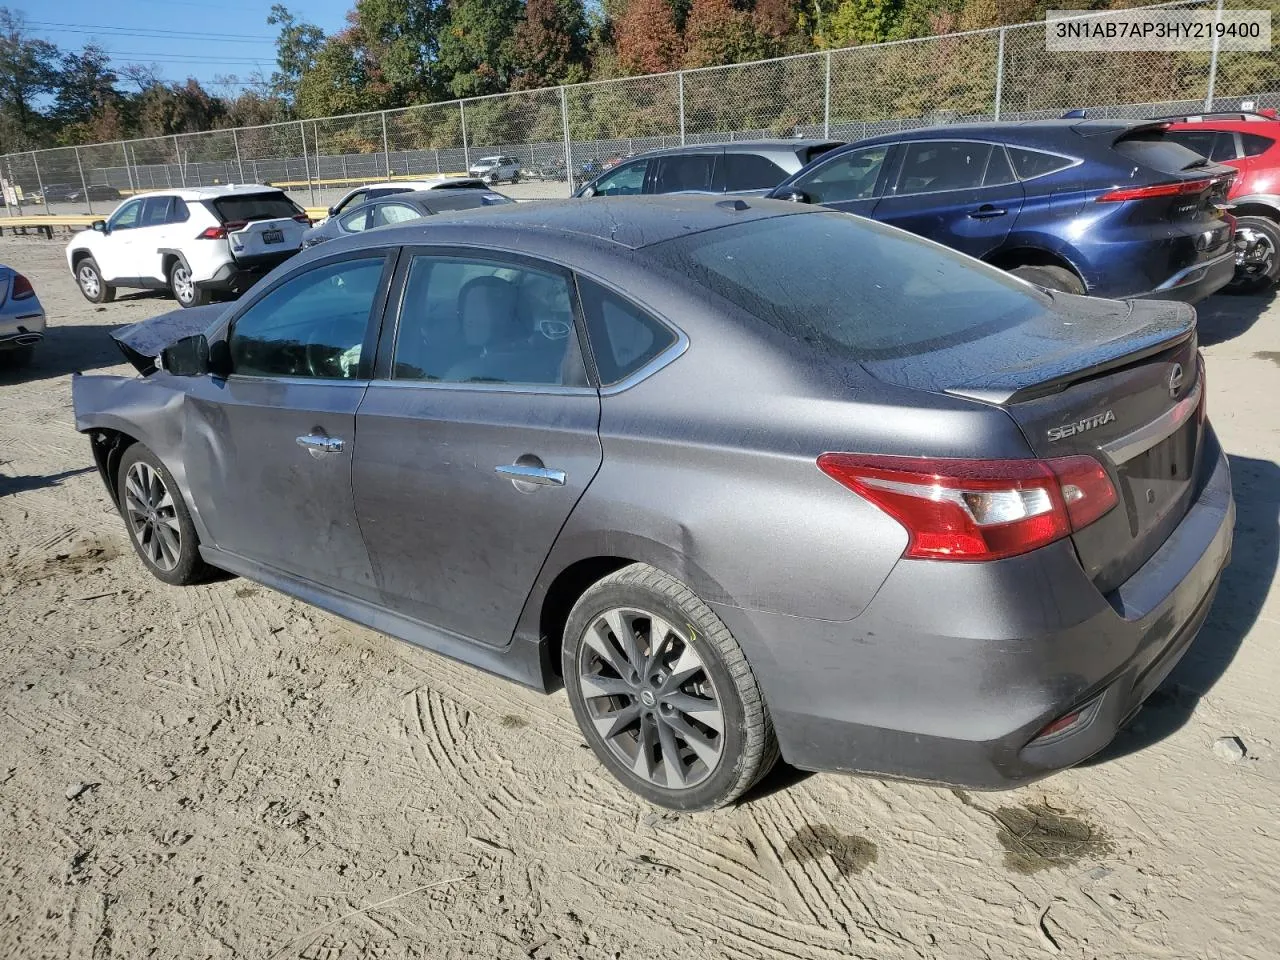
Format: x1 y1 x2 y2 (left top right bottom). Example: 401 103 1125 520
1 209 331 236
259 171 470 190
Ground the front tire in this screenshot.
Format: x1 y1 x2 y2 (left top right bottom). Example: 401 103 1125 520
116 444 210 586
75 257 115 304
1226 215 1280 294
563 563 778 810
1009 264 1086 295
169 260 211 308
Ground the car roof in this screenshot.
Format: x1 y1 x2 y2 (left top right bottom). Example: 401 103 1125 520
345 177 485 193
848 118 1154 146
621 138 841 162
391 190 506 210
323 195 810 253
123 183 289 201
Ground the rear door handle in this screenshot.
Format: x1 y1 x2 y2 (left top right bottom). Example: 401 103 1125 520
495 464 566 486
296 434 344 455
969 205 1008 219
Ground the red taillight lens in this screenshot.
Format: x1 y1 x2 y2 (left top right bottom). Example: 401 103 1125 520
293 213 312 224
816 454 1117 562
10 272 34 300
1097 178 1213 202
197 226 226 239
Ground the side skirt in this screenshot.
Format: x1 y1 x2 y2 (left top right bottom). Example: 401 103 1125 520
199 545 553 692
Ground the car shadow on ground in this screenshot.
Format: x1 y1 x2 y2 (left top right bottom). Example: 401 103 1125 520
0 465 95 497
0 323 130 384
1085 453 1279 766
1196 286 1277 346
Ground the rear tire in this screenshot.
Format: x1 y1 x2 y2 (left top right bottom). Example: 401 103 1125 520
169 260 211 308
563 563 779 811
1226 215 1280 294
116 443 210 586
75 257 115 304
1010 264 1086 295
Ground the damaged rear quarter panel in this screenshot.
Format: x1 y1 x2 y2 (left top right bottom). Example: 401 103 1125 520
71 372 209 543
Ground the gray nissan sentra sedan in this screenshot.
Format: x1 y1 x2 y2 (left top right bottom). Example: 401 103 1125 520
72 196 1233 810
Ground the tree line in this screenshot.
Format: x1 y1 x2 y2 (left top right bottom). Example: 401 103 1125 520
0 1 1223 151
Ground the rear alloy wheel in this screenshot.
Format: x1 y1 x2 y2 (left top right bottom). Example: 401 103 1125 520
563 563 778 810
169 260 211 308
1010 264 1086 295
76 257 115 304
1226 215 1280 294
117 444 210 586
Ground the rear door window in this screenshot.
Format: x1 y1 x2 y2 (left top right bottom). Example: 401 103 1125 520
895 141 991 195
140 196 173 227
370 202 422 227
212 192 302 223
722 153 789 191
1242 133 1274 156
651 154 717 194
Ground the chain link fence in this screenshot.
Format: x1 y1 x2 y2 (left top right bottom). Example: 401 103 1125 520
4 0 1278 216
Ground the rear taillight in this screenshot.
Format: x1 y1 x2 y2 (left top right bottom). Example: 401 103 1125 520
816 453 1118 562
10 272 34 300
293 213 312 224
1097 178 1213 202
197 226 226 239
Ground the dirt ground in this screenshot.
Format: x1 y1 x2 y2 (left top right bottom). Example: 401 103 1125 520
0 234 1277 960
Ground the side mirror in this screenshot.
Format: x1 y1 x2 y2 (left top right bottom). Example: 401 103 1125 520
579 185 596 199
91 220 107 233
327 205 336 216
160 334 210 377
777 189 811 204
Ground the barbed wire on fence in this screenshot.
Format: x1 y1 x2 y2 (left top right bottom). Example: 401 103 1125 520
3 0 1277 215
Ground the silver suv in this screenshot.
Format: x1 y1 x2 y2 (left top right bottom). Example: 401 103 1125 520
468 155 521 184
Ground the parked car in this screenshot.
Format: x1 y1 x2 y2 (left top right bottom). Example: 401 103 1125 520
73 196 1232 811
532 158 568 182
324 178 489 221
576 140 843 199
468 156 521 184
302 188 513 247
0 265 45 368
1147 110 1280 292
769 119 1238 302
33 183 79 204
67 185 311 308
83 184 122 201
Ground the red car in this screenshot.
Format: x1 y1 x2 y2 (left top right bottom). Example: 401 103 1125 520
1162 110 1280 292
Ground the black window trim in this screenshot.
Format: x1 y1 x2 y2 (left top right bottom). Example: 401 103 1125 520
1006 145 1084 183
214 246 400 384
371 244 596 396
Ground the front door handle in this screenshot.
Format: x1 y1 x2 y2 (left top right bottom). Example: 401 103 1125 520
969 205 1008 219
495 464 566 486
296 434 344 456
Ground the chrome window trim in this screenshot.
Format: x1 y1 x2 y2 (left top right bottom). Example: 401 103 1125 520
223 375 370 387
1101 377 1202 465
367 378 596 397
598 327 689 396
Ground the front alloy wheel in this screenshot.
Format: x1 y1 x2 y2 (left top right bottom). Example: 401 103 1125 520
123 460 182 572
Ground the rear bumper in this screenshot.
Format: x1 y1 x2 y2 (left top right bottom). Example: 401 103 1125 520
712 431 1234 789
194 252 295 295
1131 248 1236 304
0 307 46 348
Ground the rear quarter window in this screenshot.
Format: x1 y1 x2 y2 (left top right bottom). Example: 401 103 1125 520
722 153 788 191
1242 132 1275 156
1008 147 1077 180
212 192 303 223
577 278 677 385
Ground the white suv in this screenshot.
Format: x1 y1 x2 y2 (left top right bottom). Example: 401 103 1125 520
467 156 521 184
66 185 311 308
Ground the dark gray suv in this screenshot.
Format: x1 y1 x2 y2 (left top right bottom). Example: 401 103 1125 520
575 140 842 198
73 197 1232 811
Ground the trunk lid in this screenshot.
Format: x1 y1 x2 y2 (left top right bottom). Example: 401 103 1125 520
860 293 1204 591
209 191 307 262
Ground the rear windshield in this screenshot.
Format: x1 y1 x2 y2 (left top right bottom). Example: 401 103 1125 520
646 212 1049 360
212 192 302 223
1113 132 1211 174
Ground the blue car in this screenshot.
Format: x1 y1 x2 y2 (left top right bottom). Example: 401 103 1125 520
768 119 1238 302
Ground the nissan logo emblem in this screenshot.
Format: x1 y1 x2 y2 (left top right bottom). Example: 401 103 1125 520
1169 363 1185 398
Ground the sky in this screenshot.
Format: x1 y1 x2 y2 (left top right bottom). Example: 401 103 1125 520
24 0 354 94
